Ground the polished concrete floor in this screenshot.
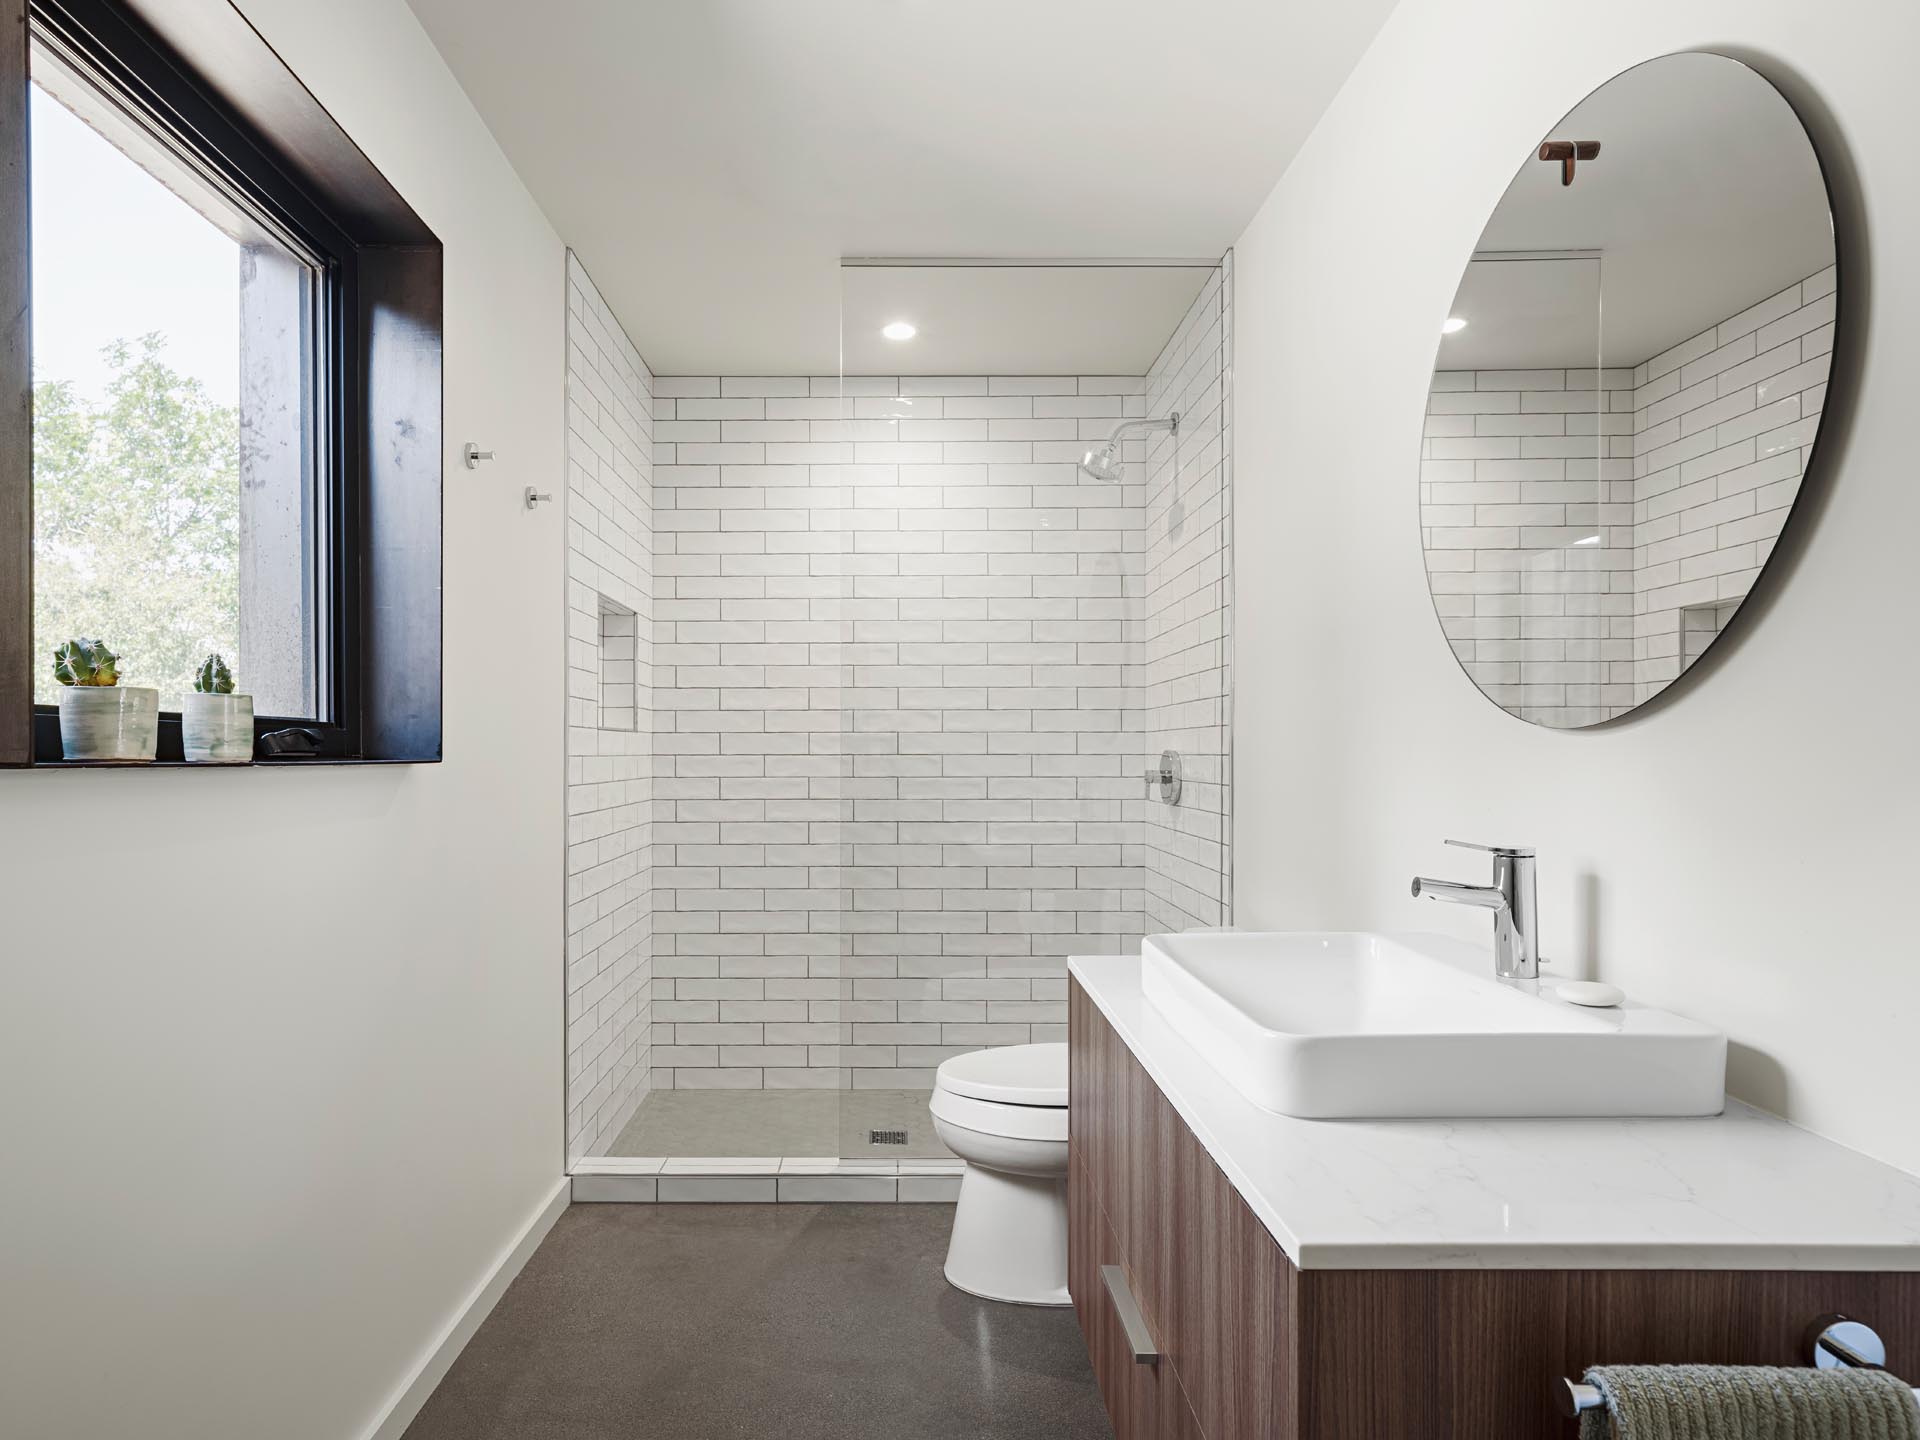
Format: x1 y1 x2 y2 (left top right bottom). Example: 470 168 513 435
402 1203 1112 1440
609 1087 954 1160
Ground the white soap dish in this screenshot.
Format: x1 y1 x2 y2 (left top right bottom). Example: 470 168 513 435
1557 980 1625 1008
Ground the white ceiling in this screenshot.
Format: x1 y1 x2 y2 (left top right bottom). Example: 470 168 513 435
405 0 1399 375
839 265 1212 376
1445 258 1603 372
1437 52 1835 371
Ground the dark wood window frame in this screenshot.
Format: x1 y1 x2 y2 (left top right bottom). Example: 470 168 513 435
0 0 443 767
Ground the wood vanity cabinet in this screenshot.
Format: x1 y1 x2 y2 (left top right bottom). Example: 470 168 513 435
1068 980 1920 1440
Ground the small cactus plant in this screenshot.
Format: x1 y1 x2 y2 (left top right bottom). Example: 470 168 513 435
52 638 120 687
194 653 235 695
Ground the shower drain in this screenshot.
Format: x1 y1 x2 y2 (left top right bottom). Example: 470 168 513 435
868 1129 909 1146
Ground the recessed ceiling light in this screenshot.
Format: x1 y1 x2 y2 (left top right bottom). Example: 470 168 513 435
1441 316 1468 334
882 320 917 341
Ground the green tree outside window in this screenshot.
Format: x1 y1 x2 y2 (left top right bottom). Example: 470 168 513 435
33 333 240 708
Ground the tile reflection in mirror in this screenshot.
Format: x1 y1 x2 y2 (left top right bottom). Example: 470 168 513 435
1420 52 1838 727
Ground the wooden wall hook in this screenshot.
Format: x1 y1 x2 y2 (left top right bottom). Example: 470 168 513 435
1538 139 1602 186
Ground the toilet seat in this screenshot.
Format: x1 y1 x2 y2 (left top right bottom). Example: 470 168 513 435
930 1086 1068 1142
934 1042 1067 1108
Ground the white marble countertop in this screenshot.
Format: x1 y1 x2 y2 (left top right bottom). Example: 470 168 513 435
1069 954 1920 1271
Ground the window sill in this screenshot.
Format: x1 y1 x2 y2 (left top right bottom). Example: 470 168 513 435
27 755 438 769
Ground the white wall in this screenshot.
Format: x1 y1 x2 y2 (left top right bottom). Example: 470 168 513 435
0 2 569 1436
1232 0 1920 1175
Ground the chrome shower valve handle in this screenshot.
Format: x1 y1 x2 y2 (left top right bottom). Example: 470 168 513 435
1143 750 1183 805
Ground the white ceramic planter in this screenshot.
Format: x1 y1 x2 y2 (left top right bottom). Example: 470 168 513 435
181 692 255 764
57 685 159 762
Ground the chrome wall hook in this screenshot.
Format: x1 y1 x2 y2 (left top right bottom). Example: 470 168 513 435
525 487 553 509
463 442 495 469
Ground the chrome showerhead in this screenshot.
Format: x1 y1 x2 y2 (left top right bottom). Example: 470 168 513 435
1078 442 1123 482
1074 411 1180 482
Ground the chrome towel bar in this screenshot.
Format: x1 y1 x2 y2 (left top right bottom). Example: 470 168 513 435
1559 1314 1919 1418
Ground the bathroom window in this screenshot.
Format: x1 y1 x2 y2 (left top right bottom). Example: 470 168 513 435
1 0 446 764
28 55 324 717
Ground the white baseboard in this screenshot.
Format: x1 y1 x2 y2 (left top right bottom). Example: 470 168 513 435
359 1176 571 1440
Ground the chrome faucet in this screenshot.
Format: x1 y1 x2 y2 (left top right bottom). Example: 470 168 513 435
1411 840 1540 979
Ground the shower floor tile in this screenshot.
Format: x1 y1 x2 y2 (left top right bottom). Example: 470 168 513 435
606 1087 954 1160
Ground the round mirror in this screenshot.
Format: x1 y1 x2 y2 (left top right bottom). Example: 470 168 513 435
1421 53 1838 728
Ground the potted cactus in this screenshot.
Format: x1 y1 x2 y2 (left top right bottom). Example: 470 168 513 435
53 638 158 762
181 653 254 764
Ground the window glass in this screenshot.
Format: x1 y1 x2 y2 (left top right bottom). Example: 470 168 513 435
30 63 319 716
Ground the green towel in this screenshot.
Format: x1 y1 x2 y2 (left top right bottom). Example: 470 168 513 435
1580 1366 1920 1440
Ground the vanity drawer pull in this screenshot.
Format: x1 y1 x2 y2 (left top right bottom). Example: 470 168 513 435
1100 1263 1160 1365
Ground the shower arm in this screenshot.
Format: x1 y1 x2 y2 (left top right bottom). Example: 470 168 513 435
1097 411 1179 449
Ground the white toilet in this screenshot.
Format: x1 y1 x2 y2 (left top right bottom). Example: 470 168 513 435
929 1041 1070 1307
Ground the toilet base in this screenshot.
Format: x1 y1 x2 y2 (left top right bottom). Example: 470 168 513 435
942 1162 1071 1307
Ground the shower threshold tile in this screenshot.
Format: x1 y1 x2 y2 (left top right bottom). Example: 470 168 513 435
572 1156 666 1175
898 1175 964 1203
777 1174 897 1203
778 1157 899 1174
656 1175 779 1204
661 1157 782 1174
573 1175 658 1203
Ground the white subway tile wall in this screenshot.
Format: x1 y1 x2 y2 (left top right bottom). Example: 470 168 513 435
1421 364 1636 728
1423 267 1829 726
647 269 1233 1092
1628 268 1832 703
565 254 656 1158
649 370 1148 1092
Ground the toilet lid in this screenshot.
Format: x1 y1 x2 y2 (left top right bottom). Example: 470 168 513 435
935 1042 1068 1107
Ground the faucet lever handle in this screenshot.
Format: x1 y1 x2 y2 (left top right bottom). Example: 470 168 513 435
1444 838 1536 858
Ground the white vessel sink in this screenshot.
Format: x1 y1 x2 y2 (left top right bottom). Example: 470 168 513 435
1140 931 1726 1119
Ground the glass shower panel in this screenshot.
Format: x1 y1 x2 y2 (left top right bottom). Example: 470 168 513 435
581 289 849 1166
575 254 1238 1170
833 260 1233 1163
1425 254 1613 727
1139 262 1233 938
